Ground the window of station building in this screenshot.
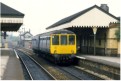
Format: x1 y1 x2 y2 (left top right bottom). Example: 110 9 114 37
69 35 75 45
99 39 101 46
61 35 67 45
52 35 59 45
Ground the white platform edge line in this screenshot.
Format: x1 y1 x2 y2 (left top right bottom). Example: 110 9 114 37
14 49 19 59
76 56 86 59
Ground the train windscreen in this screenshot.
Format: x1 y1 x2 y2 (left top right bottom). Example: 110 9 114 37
69 35 75 45
61 35 67 45
52 35 59 45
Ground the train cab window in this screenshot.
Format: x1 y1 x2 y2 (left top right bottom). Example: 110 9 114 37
52 35 59 45
61 35 67 45
69 35 75 45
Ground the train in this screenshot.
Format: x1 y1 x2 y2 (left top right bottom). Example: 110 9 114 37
32 29 76 63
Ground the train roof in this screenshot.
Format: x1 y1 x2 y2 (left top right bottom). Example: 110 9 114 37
51 29 74 34
43 29 74 35
32 30 75 39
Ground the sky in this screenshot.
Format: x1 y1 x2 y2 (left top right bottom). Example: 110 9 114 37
1 0 121 36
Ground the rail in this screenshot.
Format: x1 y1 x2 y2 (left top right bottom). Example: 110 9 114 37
14 49 56 80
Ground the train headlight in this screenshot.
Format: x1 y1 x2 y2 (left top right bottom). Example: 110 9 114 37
71 50 74 54
54 50 57 54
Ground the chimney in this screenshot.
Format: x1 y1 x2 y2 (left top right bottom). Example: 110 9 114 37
100 4 109 12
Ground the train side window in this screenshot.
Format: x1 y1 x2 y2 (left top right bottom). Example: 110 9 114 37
69 35 75 45
61 35 67 45
41 38 43 45
52 35 59 45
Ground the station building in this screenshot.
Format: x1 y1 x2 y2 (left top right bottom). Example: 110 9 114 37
46 4 120 56
18 31 33 48
0 2 24 47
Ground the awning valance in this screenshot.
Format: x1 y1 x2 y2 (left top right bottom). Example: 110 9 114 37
0 18 23 23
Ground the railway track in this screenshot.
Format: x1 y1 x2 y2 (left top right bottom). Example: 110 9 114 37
14 49 56 80
17 48 71 80
55 65 104 80
18 48 106 80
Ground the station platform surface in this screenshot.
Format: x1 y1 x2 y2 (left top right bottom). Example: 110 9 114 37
76 55 120 68
1 48 24 80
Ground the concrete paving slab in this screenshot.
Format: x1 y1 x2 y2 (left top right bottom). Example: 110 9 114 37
1 48 24 80
76 55 120 68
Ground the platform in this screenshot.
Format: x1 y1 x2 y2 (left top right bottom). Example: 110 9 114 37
76 55 120 68
1 48 24 80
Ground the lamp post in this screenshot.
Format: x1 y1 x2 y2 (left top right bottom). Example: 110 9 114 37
93 27 97 55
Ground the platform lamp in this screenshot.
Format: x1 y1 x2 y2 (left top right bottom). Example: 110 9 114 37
93 26 97 55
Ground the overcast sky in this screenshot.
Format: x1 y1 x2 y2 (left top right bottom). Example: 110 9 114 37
1 0 121 36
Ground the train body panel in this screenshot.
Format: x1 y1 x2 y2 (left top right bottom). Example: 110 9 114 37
32 35 40 51
51 45 76 54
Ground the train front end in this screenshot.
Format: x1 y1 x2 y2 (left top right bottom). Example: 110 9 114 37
50 34 76 62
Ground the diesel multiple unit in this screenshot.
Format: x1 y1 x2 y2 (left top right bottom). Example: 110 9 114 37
32 30 76 63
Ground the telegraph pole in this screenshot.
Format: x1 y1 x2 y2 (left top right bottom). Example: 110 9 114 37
22 27 25 47
18 30 21 47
